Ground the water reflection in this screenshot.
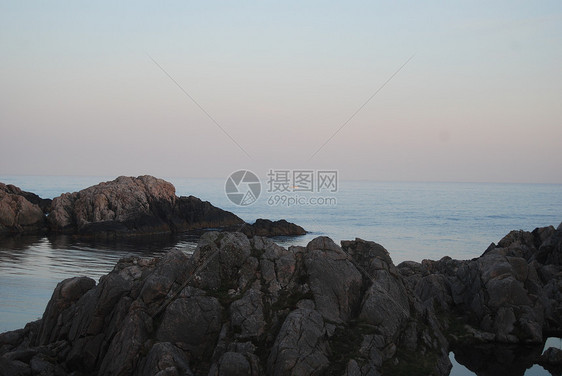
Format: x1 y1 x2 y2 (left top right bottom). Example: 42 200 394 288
0 233 199 332
0 236 46 263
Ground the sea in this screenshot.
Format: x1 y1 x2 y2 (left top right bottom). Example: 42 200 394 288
1 175 561 375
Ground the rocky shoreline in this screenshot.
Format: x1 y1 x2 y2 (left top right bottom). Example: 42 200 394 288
0 176 305 239
1 224 561 375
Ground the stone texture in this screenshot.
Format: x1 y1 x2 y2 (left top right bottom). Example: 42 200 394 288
236 218 306 238
304 237 362 323
267 308 329 376
1 177 307 240
48 175 244 236
399 224 562 346
0 183 47 235
540 347 562 365
140 342 193 376
4 225 562 375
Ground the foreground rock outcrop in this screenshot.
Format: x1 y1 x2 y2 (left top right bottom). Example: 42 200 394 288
1 224 561 376
0 233 450 375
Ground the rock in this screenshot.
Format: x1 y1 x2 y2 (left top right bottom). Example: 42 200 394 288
267 308 329 376
140 250 192 306
538 346 562 376
401 225 562 346
48 175 244 236
98 309 153 375
1 177 307 240
0 183 51 213
5 226 562 375
174 195 244 233
211 352 252 376
235 218 306 238
140 342 193 376
340 238 451 375
540 347 562 365
535 227 562 265
304 237 362 323
2 349 38 363
37 277 96 345
29 353 58 376
0 328 25 348
155 287 223 359
229 289 265 339
0 232 452 375
0 183 47 235
0 358 31 376
191 231 253 290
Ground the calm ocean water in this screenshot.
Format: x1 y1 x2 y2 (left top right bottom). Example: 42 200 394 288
1 175 561 375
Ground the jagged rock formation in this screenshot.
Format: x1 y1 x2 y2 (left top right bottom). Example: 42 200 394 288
398 223 562 348
0 183 48 235
0 233 450 376
2 224 561 375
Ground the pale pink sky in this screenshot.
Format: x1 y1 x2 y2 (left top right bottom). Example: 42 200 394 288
1 1 561 183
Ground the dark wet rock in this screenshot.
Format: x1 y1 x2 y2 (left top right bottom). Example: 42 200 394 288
304 237 362 323
539 347 562 376
267 308 329 376
1 177 307 240
48 175 244 236
340 239 451 376
155 288 222 358
0 357 31 376
0 183 47 235
37 276 96 345
2 349 38 363
140 342 193 376
0 231 450 375
230 288 265 339
5 225 562 375
235 218 306 238
399 224 562 346
0 328 26 348
210 351 253 376
540 347 562 365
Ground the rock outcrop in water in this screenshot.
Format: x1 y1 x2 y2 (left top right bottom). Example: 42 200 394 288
47 175 244 236
231 218 307 238
0 183 48 235
0 176 306 238
1 224 561 376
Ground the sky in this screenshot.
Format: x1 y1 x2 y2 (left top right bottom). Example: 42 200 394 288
1 1 561 183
